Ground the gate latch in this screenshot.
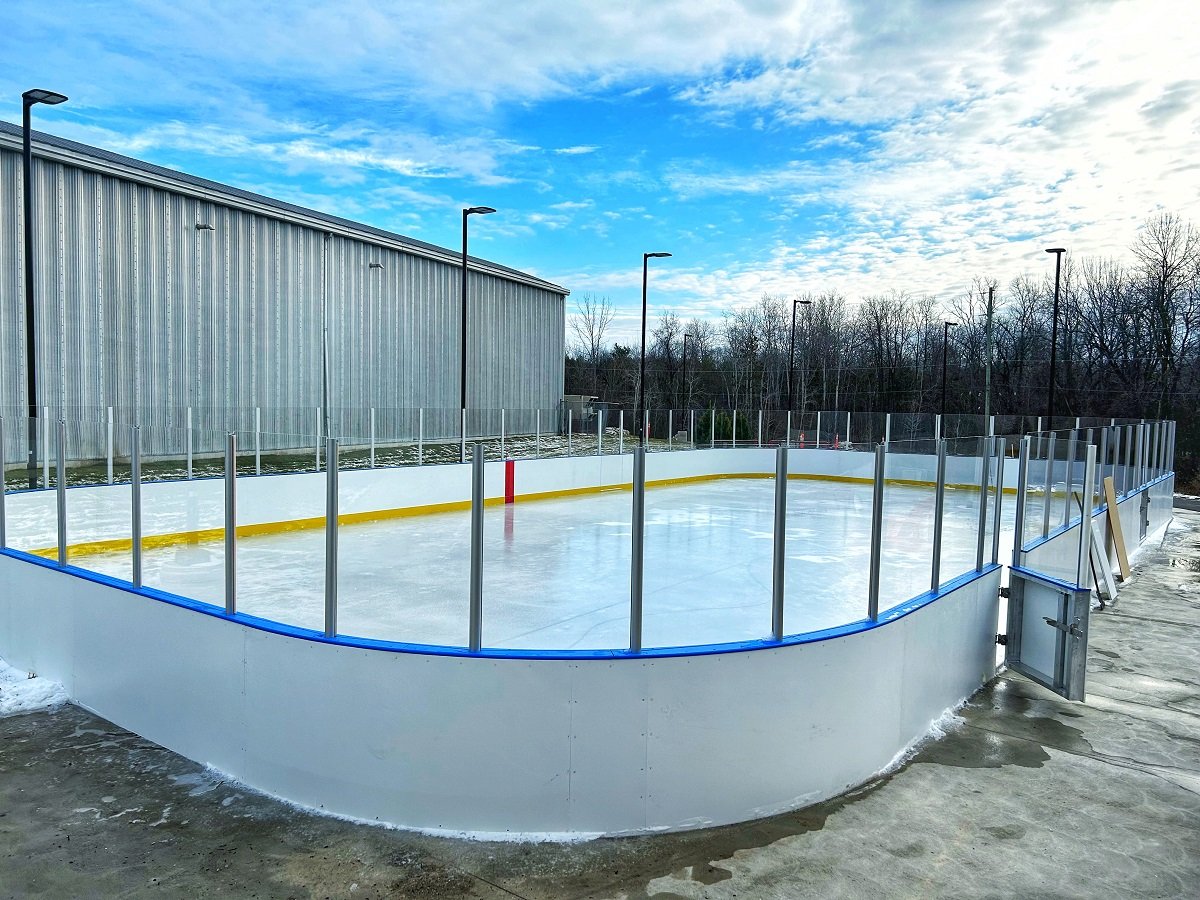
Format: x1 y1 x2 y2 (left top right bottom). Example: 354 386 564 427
1043 616 1083 637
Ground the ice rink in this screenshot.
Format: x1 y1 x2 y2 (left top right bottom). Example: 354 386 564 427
62 477 1014 651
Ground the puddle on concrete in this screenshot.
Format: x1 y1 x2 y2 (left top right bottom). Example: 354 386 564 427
1168 557 1200 572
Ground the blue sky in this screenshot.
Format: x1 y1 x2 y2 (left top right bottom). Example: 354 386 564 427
3 0 1198 344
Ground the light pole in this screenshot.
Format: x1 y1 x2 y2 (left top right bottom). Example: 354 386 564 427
460 206 495 461
1045 247 1066 428
638 252 672 447
787 298 812 413
21 88 68 489
982 284 995 423
941 321 957 435
681 332 692 411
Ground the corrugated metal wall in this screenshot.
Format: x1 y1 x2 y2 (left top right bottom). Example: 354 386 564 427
0 145 565 463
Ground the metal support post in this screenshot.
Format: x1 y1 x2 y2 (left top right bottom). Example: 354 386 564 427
617 410 622 455
418 408 424 465
106 407 114 484
867 443 886 620
0 418 6 548
42 409 49 489
629 445 646 652
643 410 649 447
732 410 738 449
934 413 942 443
568 415 573 456
786 411 793 448
224 433 237 615
501 408 506 459
324 438 338 638
991 437 1005 565
1123 424 1133 494
690 409 695 447
975 436 990 572
597 408 604 455
369 408 376 468
1077 445 1097 588
771 445 789 641
315 407 322 472
186 407 193 479
1062 430 1077 526
1133 423 1144 491
131 425 142 588
884 413 891 447
468 443 485 652
56 420 66 566
816 411 822 448
1097 428 1109 501
757 409 763 447
988 415 995 437
1109 425 1121 493
668 410 673 450
460 409 467 465
710 408 715 448
846 411 852 446
931 439 948 591
1012 437 1031 566
1041 432 1056 537
537 409 542 457
255 407 262 475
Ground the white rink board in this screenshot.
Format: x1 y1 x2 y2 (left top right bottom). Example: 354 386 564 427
0 551 1000 835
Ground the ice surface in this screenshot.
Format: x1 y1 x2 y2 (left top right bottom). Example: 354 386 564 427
65 478 1015 652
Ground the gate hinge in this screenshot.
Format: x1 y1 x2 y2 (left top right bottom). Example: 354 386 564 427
999 586 1010 599
995 634 1008 646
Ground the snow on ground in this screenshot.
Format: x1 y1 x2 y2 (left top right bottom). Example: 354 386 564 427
0 657 67 716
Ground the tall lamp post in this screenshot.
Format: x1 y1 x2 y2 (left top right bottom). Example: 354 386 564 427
460 205 495 462
941 321 957 436
21 88 68 489
1044 247 1066 428
680 332 692 411
638 252 672 447
787 298 812 413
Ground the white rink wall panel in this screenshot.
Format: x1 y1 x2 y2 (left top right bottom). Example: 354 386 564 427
0 550 1000 836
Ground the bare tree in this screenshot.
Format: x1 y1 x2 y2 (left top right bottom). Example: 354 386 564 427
569 294 614 396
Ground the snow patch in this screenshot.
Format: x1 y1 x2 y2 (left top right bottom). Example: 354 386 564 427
0 656 67 717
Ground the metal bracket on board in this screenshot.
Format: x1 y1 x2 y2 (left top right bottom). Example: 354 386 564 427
1043 616 1083 638
995 634 1008 646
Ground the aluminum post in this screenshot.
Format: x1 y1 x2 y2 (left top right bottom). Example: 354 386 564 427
537 409 542 457
42 410 49 489
1012 437 1031 567
1041 432 1056 537
975 436 990 572
418 408 424 465
710 408 715 448
1110 424 1121 493
816 411 822 448
186 407 193 479
630 445 646 653
988 415 995 437
315 407 322 472
468 442 485 652
460 409 467 465
369 408 376 468
323 438 339 637
131 425 142 588
1061 430 1078 526
690 409 695 447
668 410 673 450
106 406 113 484
1077 445 1097 588
568 415 573 456
616 410 621 455
867 443 886 620
991 437 1006 565
732 410 738 449
1123 424 1133 494
1133 423 1144 491
1097 427 1109 500
643 410 649 447
931 439 948 592
254 407 262 475
56 420 66 566
884 412 891 447
846 411 852 446
786 411 793 448
224 433 237 615
597 408 604 456
757 409 763 447
771 445 789 641
0 418 5 547
934 413 942 444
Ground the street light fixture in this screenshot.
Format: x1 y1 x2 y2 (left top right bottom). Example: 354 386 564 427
21 87 68 489
1044 247 1066 428
941 321 957 436
460 206 496 462
638 252 672 447
787 298 812 414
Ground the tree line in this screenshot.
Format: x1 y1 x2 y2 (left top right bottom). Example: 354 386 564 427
565 213 1199 481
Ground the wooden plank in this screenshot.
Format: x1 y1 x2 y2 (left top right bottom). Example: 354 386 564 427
1103 476 1131 579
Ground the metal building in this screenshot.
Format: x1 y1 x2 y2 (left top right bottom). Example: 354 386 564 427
0 121 567 462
